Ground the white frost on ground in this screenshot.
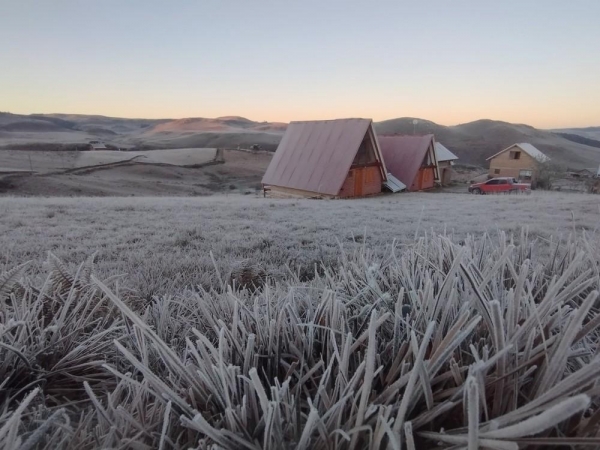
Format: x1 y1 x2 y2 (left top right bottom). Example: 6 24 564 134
74 148 217 168
1 191 598 296
1 192 599 448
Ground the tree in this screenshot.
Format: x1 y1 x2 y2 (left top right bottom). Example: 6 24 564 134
535 160 566 190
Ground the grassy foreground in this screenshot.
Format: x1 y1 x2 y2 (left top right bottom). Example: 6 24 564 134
2 193 599 298
1 228 600 449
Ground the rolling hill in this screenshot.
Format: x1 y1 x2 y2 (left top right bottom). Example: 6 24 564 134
0 112 286 152
375 118 600 168
553 126 600 141
1 112 599 169
553 132 600 150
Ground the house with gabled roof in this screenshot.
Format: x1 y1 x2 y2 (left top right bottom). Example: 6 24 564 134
486 143 549 184
378 134 440 191
262 118 387 198
435 142 458 185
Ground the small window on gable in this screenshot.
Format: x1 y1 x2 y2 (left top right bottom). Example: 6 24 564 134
509 151 521 160
347 170 353 178
353 137 376 165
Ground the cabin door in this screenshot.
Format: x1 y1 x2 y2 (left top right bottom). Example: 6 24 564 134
422 168 430 188
354 168 364 196
418 168 434 190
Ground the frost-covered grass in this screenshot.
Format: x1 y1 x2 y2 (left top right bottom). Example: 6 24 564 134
1 192 600 448
1 192 599 297
1 228 600 448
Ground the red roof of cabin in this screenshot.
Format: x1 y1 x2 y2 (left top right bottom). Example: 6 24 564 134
378 135 435 187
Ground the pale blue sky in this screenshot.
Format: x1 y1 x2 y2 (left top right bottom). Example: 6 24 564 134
1 1 599 127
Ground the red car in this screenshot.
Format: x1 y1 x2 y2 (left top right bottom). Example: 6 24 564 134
468 177 531 195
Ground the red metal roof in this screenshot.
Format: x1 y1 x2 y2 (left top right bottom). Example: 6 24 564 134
378 135 435 187
262 118 375 196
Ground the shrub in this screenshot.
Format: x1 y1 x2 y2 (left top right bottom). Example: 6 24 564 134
536 160 567 190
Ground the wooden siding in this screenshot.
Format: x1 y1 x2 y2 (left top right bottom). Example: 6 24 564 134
268 165 382 199
339 166 382 198
410 167 436 191
339 171 355 197
363 166 382 196
488 146 539 182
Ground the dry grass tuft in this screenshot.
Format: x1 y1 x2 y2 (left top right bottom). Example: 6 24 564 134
227 258 268 291
1 230 600 449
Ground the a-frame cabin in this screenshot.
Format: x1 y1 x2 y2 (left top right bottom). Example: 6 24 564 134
262 119 387 198
378 134 440 191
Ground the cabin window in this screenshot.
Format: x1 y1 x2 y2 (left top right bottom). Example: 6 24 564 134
353 136 376 165
423 149 434 166
347 170 353 178
509 151 521 160
494 169 500 174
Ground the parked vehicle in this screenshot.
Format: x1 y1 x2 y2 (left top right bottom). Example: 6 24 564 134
468 177 531 195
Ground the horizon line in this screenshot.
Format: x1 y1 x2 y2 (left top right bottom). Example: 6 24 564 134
1 110 597 130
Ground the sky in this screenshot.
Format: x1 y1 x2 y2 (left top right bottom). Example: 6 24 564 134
1 1 599 128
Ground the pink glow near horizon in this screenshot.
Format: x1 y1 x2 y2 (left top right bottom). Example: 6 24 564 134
1 1 599 129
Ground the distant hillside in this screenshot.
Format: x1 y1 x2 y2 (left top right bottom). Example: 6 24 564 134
0 113 75 132
2 112 600 169
142 116 286 134
132 131 283 152
0 113 286 151
553 126 600 141
375 118 600 168
554 132 600 149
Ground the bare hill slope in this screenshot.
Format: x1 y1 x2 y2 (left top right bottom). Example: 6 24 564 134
553 126 600 141
2 112 599 169
375 118 600 168
0 113 285 151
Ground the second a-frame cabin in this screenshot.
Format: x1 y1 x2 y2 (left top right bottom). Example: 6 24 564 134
378 134 440 191
262 118 387 198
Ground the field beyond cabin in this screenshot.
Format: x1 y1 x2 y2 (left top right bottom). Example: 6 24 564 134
2 191 598 295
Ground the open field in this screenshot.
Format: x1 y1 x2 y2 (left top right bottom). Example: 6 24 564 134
0 148 218 173
0 150 78 173
0 149 271 196
74 148 218 168
2 192 599 296
2 191 600 448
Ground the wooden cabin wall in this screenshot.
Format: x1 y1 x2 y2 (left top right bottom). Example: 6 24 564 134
339 166 382 197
